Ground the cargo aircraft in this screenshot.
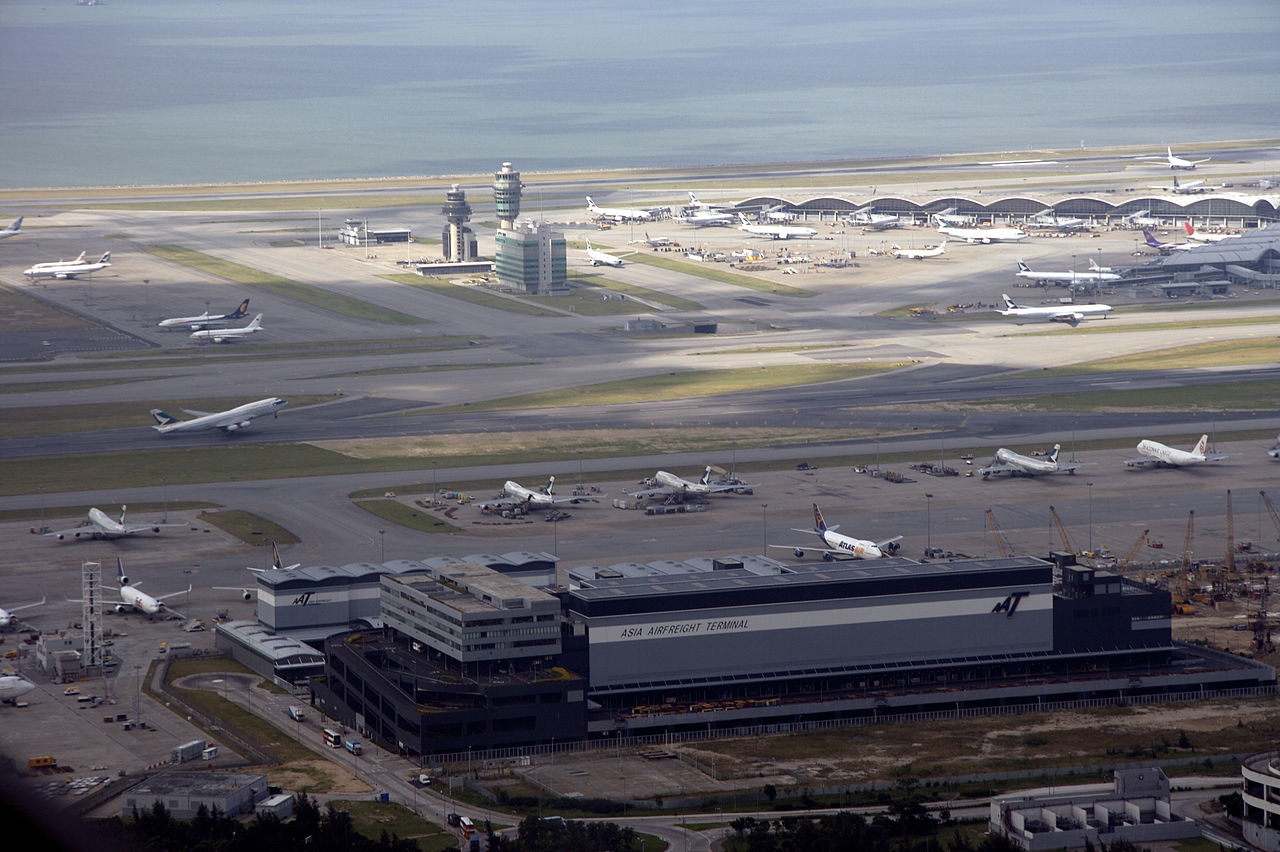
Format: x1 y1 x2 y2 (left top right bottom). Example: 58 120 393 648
189 312 264 343
629 466 753 500
151 396 287 435
770 504 902 561
96 559 190 616
891 240 946 260
583 238 634 267
1014 261 1120 285
477 476 587 511
997 293 1112 325
978 444 1082 479
23 251 111 280
936 224 1028 243
45 506 186 541
0 597 45 628
737 214 817 240
1125 434 1226 468
632 233 672 247
586 196 656 223
157 298 251 331
0 216 23 240
1027 210 1087 231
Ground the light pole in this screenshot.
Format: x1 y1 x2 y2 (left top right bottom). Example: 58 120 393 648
1087 482 1094 555
925 494 934 552
379 529 386 563
135 665 143 726
761 504 768 552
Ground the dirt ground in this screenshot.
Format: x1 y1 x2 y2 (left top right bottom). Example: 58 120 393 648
267 758 372 796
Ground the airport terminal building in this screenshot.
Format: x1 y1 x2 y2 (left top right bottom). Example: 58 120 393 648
312 554 1275 755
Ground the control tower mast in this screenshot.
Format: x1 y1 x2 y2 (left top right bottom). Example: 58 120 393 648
440 184 476 261
493 162 523 231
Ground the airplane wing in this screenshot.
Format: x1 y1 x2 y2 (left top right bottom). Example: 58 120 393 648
1056 462 1083 474
768 543 862 560
704 482 753 493
476 497 520 510
1047 311 1085 326
43 523 93 538
1124 456 1160 467
7 597 46 614
121 520 188 534
875 536 904 550
181 409 214 417
977 463 1015 478
155 585 193 602
1202 452 1229 462
627 487 670 499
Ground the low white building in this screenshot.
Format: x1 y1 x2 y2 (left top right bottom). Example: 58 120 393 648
1242 751 1280 850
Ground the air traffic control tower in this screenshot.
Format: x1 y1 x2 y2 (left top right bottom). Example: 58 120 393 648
440 184 477 262
493 162 522 230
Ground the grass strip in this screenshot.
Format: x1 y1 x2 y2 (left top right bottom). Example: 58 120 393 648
380 273 563 317
1011 315 1280 339
142 244 426 325
917 381 1278 412
1030 338 1280 374
0 375 171 395
329 800 458 852
352 499 461 534
198 509 301 546
78 194 443 212
615 250 816 298
569 271 702 311
0 501 216 523
418 362 912 413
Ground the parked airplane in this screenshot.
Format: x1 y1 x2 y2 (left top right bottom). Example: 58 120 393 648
686 192 729 211
762 205 798 223
23 251 111 280
45 506 185 541
1123 210 1160 229
1028 210 1087 231
997 293 1113 326
105 559 190 616
1142 146 1211 170
1268 435 1280 460
189 312 264 343
931 208 977 227
629 466 753 500
0 597 45 628
848 206 901 230
0 675 35 705
891 240 947 260
769 504 902 561
1088 258 1114 273
936 224 1028 244
157 298 251 331
632 233 672 247
151 396 288 434
213 541 300 600
1014 261 1120 285
1142 230 1194 253
477 476 585 511
586 196 655 223
977 444 1082 479
1125 434 1226 468
1183 222 1238 244
0 216 23 240
737 214 818 240
674 208 736 227
583 237 635 267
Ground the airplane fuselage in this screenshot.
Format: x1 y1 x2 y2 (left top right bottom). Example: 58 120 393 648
937 226 1027 243
817 529 884 559
152 396 287 434
503 481 556 508
0 675 35 704
1135 440 1206 467
653 470 709 494
993 448 1058 475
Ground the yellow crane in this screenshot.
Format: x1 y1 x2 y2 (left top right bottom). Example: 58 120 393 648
985 509 1014 558
1048 505 1078 556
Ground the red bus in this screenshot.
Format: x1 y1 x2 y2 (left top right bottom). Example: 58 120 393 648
321 728 342 748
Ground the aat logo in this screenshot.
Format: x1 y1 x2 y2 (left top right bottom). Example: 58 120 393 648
291 592 316 606
991 591 1030 618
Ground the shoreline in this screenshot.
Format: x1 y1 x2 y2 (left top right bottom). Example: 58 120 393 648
2 138 1275 199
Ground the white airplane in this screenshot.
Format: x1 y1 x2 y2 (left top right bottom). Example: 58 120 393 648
157 298 251 331
213 541 300 600
931 208 977 227
477 476 587 511
629 466 753 500
189 312 264 343
23 251 111 280
1125 434 1227 468
936 224 1028 244
45 506 185 541
1152 175 1208 195
1142 146 1211 170
1267 435 1280 460
585 196 655 223
1122 210 1160 229
762 204 798 223
1014 261 1120 285
103 558 190 616
1027 210 1087 231
686 192 730 211
977 444 1082 479
583 237 635 267
0 216 23 240
0 675 36 705
1142 230 1195 253
1183 222 1238 244
675 208 736 227
891 240 947 260
0 597 46 628
632 233 672 247
151 396 287 434
997 293 1113 326
737 214 817 240
1088 258 1114 273
848 206 900 230
770 504 902 561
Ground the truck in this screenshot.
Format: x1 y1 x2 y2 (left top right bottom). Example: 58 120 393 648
343 738 362 755
286 705 306 722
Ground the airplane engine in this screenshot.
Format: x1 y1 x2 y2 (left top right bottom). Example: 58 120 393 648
212 336 226 343
237 420 251 430
114 604 128 614
57 533 66 540
822 552 835 561
240 590 252 601
793 548 805 558
151 526 161 533
885 541 901 555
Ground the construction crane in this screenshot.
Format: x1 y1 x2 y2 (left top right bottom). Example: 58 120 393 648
1263 491 1280 542
1120 529 1150 573
1180 509 1196 573
985 509 1014 558
1224 489 1236 573
1048 505 1078 557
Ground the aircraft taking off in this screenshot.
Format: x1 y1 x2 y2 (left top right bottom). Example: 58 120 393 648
1147 175 1211 195
977 444 1082 479
0 596 45 628
891 240 946 260
104 558 190 616
157 299 251 331
1014 260 1120 284
770 504 902 561
936 224 1028 244
23 251 111 280
0 216 23 240
629 466 753 500
1142 230 1194 253
477 476 587 512
1142 146 1210 170
737 214 817 240
190 312 263 343
997 293 1112 326
1183 222 1238 243
583 237 635 267
585 196 655 223
151 396 287 434
45 506 185 541
0 675 35 705
1125 434 1226 468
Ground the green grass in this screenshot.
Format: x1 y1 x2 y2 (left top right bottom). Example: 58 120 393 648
419 362 913 413
198 509 301 545
1027 338 1280 374
0 375 171 395
940 380 1279 412
523 284 650 316
380 273 564 317
142 244 427 324
617 250 816 297
79 193 444 212
329 800 458 852
352 499 461 534
0 393 339 439
568 271 702 310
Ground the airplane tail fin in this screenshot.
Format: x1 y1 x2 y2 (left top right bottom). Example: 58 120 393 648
8 216 22 231
119 505 128 525
585 196 596 210
271 540 284 570
246 313 263 329
231 298 250 318
1192 434 1209 456
1142 230 1162 247
1017 261 1031 273
688 192 699 205
700 466 712 486
116 556 128 587
546 475 556 495
1184 221 1195 236
813 503 827 533
98 252 111 263
1001 294 1019 310
150 408 180 426
1048 444 1060 463
585 237 593 250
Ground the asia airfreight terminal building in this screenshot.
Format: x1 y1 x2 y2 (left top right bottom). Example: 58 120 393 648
305 554 1275 756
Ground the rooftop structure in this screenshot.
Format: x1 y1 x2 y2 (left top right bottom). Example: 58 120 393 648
121 771 267 820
